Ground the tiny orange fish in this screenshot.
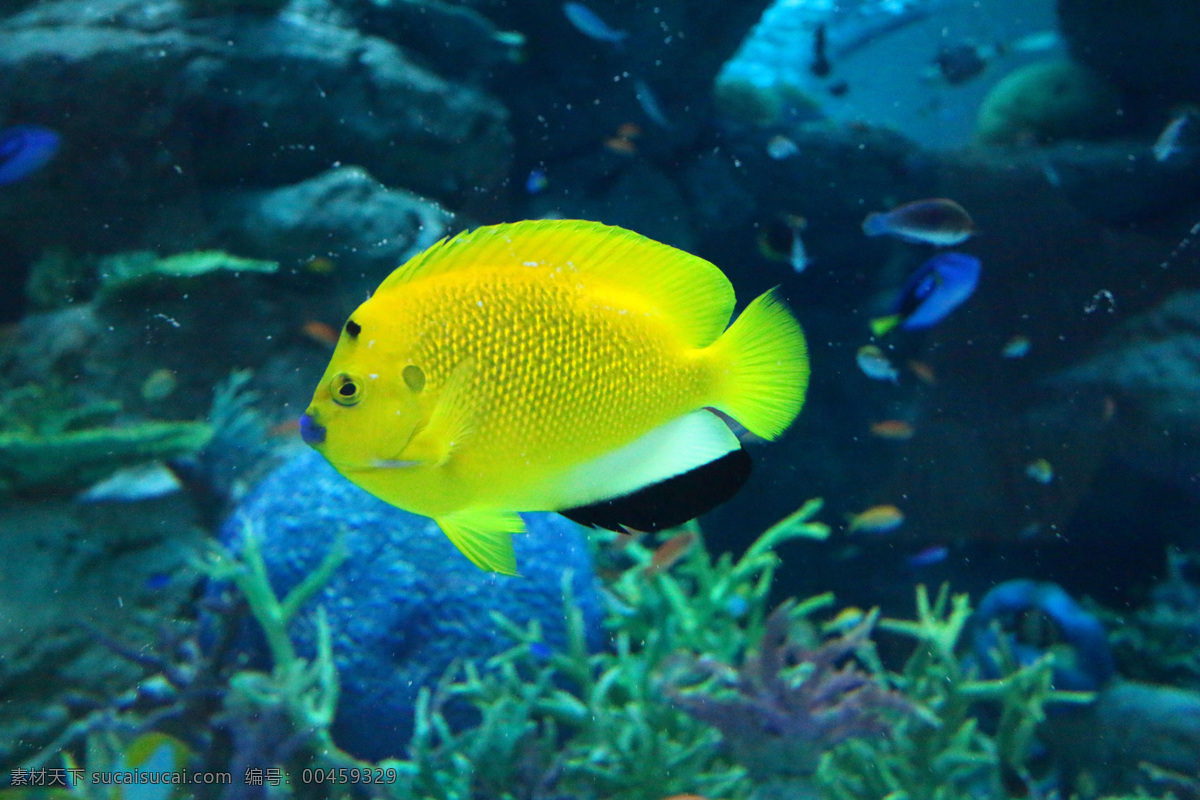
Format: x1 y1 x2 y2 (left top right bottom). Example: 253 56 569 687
642 531 697 576
268 418 300 438
616 122 642 140
870 420 914 440
301 320 339 347
847 504 905 534
604 136 638 155
304 256 336 275
907 359 937 385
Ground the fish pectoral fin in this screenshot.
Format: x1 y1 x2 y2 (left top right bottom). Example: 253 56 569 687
400 358 476 467
436 510 525 576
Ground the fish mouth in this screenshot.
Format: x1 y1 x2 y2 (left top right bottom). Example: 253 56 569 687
299 411 326 446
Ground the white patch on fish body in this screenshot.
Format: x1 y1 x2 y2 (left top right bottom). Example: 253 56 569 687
76 461 182 503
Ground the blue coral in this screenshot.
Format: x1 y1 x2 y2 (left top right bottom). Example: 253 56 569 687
970 579 1114 694
216 448 605 761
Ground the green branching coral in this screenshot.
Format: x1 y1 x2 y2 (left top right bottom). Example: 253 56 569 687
376 502 832 800
97 250 278 302
0 379 212 494
818 584 1094 800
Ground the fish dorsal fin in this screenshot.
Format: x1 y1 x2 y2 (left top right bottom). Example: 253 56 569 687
378 219 736 348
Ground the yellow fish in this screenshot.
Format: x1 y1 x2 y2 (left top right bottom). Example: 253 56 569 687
300 220 809 575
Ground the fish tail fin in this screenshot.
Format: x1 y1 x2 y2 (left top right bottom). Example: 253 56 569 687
870 315 901 337
436 510 525 576
710 287 808 441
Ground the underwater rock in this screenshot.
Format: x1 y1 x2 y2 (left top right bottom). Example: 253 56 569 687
0 0 510 253
1057 0 1200 118
349 0 522 81
209 166 454 278
1042 680 1200 798
1047 290 1200 498
218 448 605 761
975 59 1125 147
0 490 208 770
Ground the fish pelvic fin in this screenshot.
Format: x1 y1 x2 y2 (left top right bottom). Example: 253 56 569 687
710 287 808 440
437 510 525 576
399 358 476 467
870 314 901 337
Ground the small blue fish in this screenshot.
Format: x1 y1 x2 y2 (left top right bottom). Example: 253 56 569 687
525 168 549 194
0 125 60 185
563 2 627 45
870 252 981 336
908 545 948 567
633 78 672 129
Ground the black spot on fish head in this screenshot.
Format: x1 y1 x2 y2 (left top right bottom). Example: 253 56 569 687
345 319 361 338
402 364 426 393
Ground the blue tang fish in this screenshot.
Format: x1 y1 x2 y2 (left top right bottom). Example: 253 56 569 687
871 252 980 336
563 2 627 45
0 125 60 185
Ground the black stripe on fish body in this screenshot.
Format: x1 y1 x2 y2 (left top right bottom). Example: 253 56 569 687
560 447 752 532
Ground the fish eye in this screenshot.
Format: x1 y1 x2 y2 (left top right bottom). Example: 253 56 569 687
329 372 362 406
402 364 426 393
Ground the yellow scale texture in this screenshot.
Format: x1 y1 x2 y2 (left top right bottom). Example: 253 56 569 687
404 267 709 478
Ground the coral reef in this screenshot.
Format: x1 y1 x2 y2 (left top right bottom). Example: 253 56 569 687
664 601 916 778
970 579 1115 693
213 447 607 761
818 585 1086 800
1105 549 1200 691
0 381 212 495
95 250 278 299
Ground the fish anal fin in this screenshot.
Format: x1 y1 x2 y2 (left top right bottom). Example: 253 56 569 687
436 510 525 576
561 447 751 532
400 358 476 467
377 220 735 348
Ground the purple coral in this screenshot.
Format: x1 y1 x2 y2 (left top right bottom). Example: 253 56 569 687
664 601 915 777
